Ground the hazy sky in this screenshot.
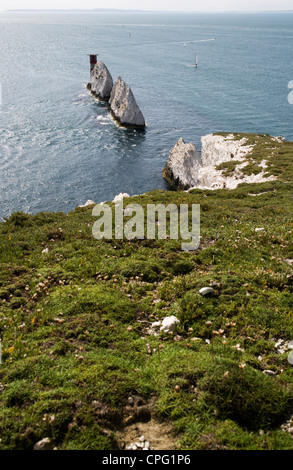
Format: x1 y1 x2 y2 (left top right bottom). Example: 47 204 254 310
1 0 293 12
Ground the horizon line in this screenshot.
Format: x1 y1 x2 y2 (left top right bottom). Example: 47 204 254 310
2 8 293 13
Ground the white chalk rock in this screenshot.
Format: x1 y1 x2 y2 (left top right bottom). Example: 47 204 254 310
201 134 254 166
160 316 180 333
163 133 277 191
33 437 52 451
151 321 162 330
162 138 202 189
112 193 130 202
78 200 95 208
109 76 145 129
199 287 214 296
263 370 276 376
88 61 113 101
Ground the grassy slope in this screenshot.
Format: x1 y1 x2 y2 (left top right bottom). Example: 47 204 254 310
0 133 292 450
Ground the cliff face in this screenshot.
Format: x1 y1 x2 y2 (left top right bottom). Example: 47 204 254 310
88 61 113 101
163 133 277 190
201 134 254 166
109 76 145 129
162 138 202 189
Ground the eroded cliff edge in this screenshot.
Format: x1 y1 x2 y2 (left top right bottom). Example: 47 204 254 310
163 133 283 190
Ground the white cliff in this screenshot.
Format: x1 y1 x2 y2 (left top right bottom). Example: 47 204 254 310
163 134 277 191
88 61 113 101
109 76 145 129
162 138 202 189
196 160 276 190
201 134 254 166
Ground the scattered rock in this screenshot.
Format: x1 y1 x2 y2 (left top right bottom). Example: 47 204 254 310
112 193 130 203
281 415 293 434
118 417 177 451
78 200 95 208
33 437 53 451
126 437 153 451
109 76 145 129
263 370 276 376
273 338 292 355
173 335 184 342
146 343 152 355
199 287 215 296
150 321 162 330
160 316 180 334
145 320 162 336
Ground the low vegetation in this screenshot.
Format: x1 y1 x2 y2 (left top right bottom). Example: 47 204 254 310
215 133 293 180
0 134 292 450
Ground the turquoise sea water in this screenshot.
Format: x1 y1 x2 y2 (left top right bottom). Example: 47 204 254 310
0 11 293 218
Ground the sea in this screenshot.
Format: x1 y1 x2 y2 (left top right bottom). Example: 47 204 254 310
0 10 293 219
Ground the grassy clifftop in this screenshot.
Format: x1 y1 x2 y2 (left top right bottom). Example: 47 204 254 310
0 134 292 450
214 132 293 181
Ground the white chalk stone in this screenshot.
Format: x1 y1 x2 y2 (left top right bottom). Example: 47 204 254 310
89 61 113 101
78 200 95 208
160 316 180 333
112 193 130 202
199 287 214 296
163 133 277 191
162 137 202 189
109 76 145 129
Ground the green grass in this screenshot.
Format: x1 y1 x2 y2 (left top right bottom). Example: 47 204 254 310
215 133 293 181
0 133 292 450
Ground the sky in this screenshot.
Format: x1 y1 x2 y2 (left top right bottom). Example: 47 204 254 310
1 0 293 12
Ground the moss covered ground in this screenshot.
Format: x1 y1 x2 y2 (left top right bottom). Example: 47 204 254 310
0 134 292 450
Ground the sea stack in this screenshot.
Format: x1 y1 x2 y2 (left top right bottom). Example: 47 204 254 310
109 76 145 129
87 61 113 101
162 138 202 189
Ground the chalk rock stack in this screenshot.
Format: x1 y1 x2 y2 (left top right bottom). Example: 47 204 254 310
87 62 145 129
87 61 113 101
109 76 145 129
162 138 202 189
